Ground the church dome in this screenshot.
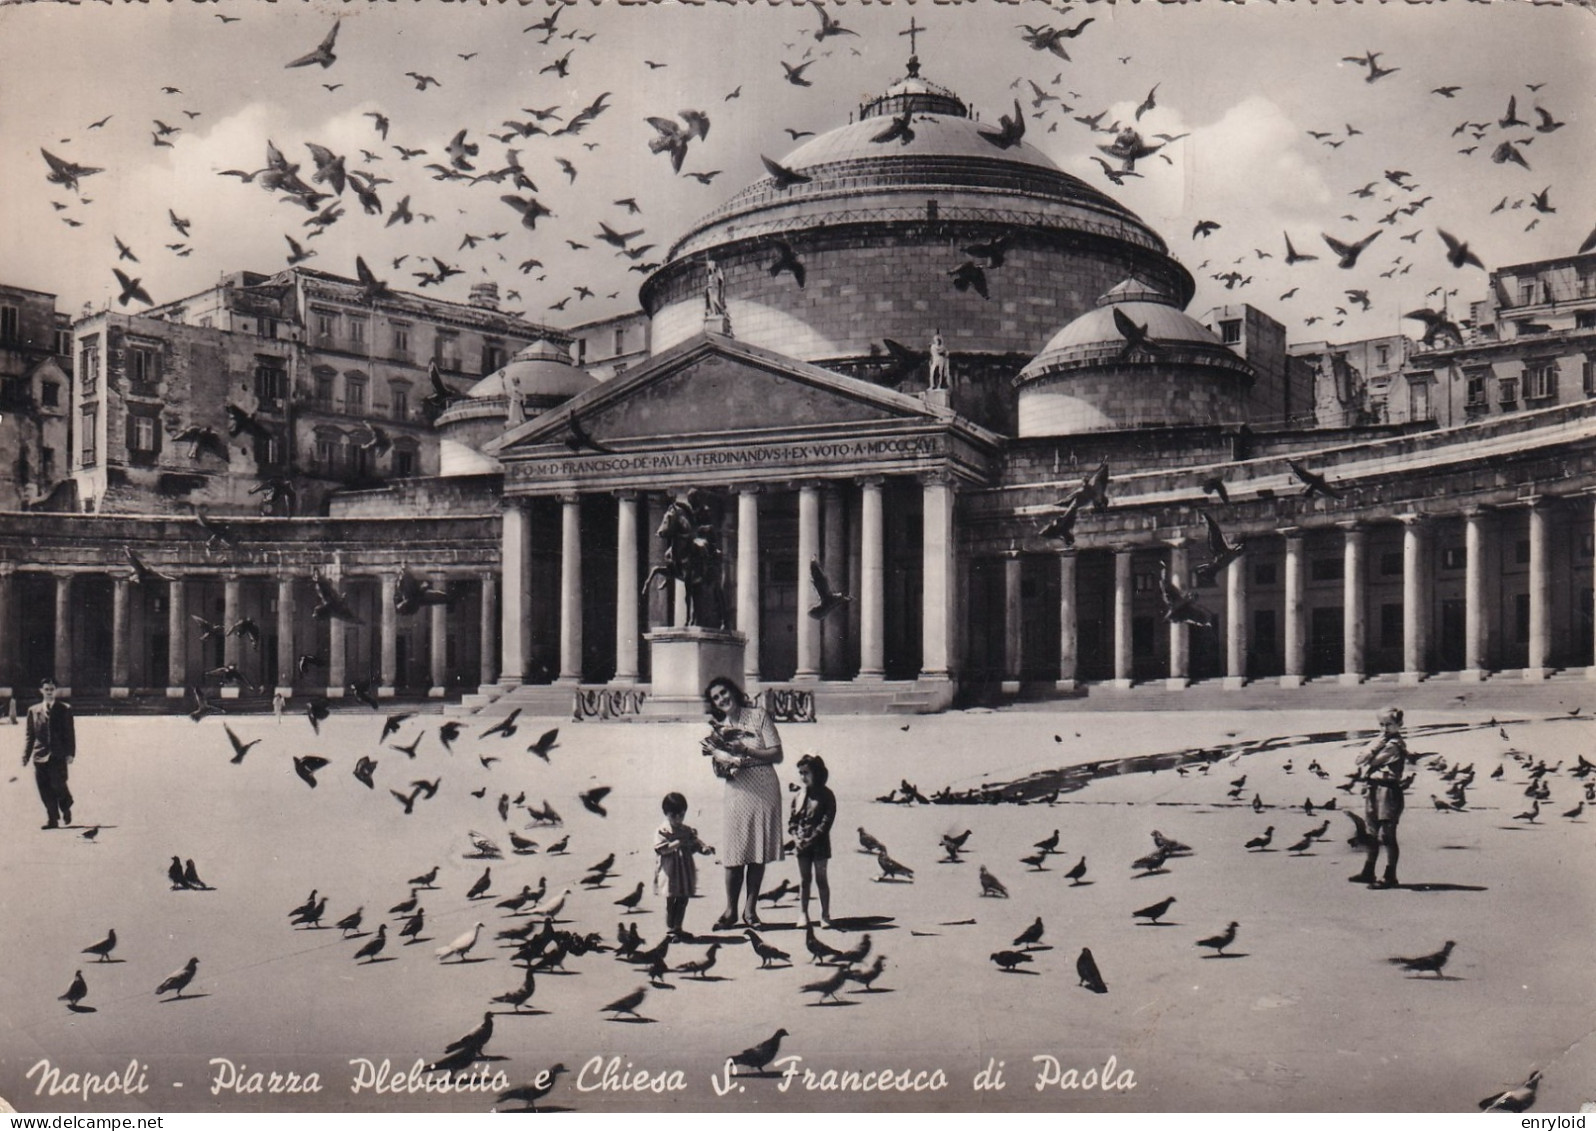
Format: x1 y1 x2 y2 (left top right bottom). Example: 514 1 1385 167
467 338 596 404
638 53 1194 425
1015 279 1254 437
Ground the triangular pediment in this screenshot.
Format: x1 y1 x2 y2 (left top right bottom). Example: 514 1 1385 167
490 333 952 455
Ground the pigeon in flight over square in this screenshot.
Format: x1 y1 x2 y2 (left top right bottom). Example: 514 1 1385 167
286 20 340 69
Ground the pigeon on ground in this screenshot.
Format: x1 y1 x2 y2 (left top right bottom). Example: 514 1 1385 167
1013 917 1045 949
1076 947 1108 993
60 971 88 1009
1065 857 1088 885
801 965 853 1002
676 943 720 979
466 868 493 900
155 957 199 999
875 849 915 881
1245 826 1274 851
857 827 887 854
746 930 791 968
436 922 486 962
979 865 1009 897
1196 922 1239 957
729 1028 789 1074
602 986 648 1020
354 924 388 963
494 1065 568 1112
615 882 645 912
82 929 117 962
1389 940 1456 978
990 950 1034 972
335 907 364 936
1133 896 1176 924
804 925 845 964
490 967 538 1011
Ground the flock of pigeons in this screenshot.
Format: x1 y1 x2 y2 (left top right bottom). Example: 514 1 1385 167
41 695 1585 1111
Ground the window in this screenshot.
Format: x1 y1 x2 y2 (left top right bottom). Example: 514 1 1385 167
128 345 159 390
79 339 100 393
392 324 411 358
1464 368 1489 408
1380 551 1403 577
0 376 24 408
1525 359 1557 400
436 330 460 371
1133 571 1159 594
1585 355 1596 396
80 407 97 466
390 385 409 422
345 374 368 412
315 435 337 472
575 338 587 364
1514 592 1531 643
482 339 507 374
0 305 17 343
255 433 281 469
613 326 626 354
1442 547 1467 571
1577 311 1596 330
314 372 335 408
41 447 54 481
1219 320 1241 346
1519 280 1538 307
394 446 416 477
1310 558 1344 583
1498 375 1519 405
1515 540 1531 565
54 329 71 356
1581 270 1596 299
1375 345 1390 370
132 415 157 452
259 317 277 340
40 382 59 408
1253 562 1277 586
255 362 286 404
349 317 367 346
314 309 337 341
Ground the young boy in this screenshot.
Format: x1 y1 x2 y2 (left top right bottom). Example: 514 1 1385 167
1352 706 1413 889
655 792 715 940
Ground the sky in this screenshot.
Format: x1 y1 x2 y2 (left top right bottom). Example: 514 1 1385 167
1 0 1592 346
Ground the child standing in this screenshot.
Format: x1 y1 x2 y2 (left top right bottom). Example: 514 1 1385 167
790 754 837 927
655 792 715 940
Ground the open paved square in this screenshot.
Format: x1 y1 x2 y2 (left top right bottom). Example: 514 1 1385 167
1 699 1591 1113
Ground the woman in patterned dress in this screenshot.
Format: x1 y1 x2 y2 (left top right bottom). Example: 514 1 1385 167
703 677 784 930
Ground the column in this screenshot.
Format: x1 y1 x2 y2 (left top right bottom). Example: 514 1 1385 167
379 571 399 697
1166 539 1190 689
736 487 762 687
1002 554 1023 695
1280 529 1306 688
1526 500 1552 679
478 573 499 686
1400 514 1429 684
1112 546 1133 688
110 576 130 697
919 473 956 682
1463 509 1489 681
326 570 347 697
222 575 241 670
500 499 531 686
0 563 14 697
1223 553 1248 689
614 492 640 684
274 576 294 694
821 485 848 679
795 483 821 681
1057 549 1078 691
1341 522 1367 685
53 573 72 694
167 574 190 696
858 479 885 680
429 571 449 697
558 495 583 683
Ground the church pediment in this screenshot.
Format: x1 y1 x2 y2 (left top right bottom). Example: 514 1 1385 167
491 332 997 493
492 332 949 455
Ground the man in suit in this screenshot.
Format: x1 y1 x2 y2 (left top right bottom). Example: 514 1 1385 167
22 677 75 829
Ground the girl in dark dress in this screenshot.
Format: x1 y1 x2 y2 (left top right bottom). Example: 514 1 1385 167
789 753 837 927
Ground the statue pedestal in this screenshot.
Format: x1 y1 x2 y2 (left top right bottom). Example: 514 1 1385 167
644 627 747 717
703 312 732 337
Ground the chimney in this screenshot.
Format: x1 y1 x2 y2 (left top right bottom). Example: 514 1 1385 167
469 281 500 311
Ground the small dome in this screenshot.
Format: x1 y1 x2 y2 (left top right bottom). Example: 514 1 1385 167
1021 280 1225 374
469 338 596 402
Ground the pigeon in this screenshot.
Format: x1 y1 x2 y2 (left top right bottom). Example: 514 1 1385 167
182 859 210 890
615 882 645 913
1438 229 1485 270
222 724 259 764
293 755 330 788
602 986 648 1020
676 943 720 979
480 709 521 740
527 728 559 760
1479 1069 1542 1113
1245 826 1274 851
491 967 538 1011
1064 856 1088 885
1013 917 1045 949
353 756 377 789
801 965 853 1002
729 1028 789 1074
289 895 326 928
761 155 812 190
82 929 117 962
436 922 486 962
746 930 791 968
1288 460 1342 500
978 99 1025 149
60 971 88 1009
857 827 887 854
354 924 388 963
990 950 1034 972
875 849 914 881
465 867 493 900
950 261 989 299
398 908 425 942
1076 947 1108 993
1196 922 1239 956
286 19 340 68
978 865 1009 897
155 957 199 999
1389 940 1456 978
1113 306 1159 359
1133 896 1176 924
580 787 612 817
1322 230 1381 269
335 906 364 936
494 1065 568 1112
804 926 846 965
